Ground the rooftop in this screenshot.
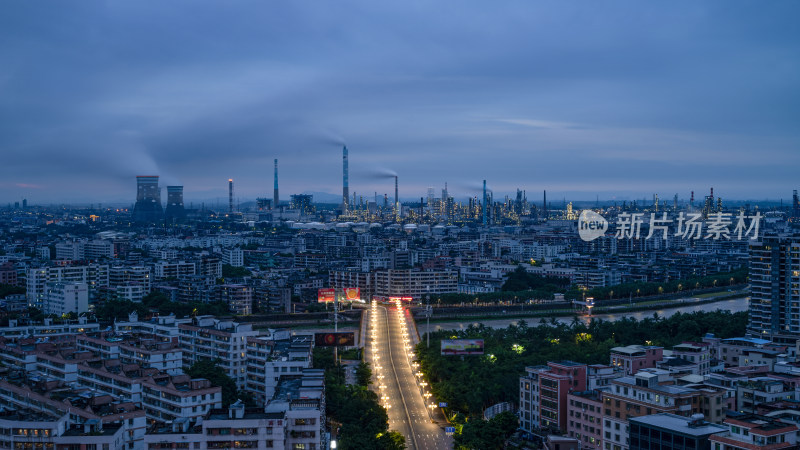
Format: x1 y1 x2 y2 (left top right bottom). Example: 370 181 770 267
206 409 282 421
0 407 60 423
723 337 771 346
631 413 727 436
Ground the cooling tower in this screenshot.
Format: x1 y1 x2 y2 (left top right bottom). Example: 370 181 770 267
133 175 163 222
165 186 186 221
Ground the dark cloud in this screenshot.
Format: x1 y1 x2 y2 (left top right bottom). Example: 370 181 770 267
1 1 798 204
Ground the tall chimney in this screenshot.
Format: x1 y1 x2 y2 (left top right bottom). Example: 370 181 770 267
483 180 487 227
342 146 349 213
273 159 279 208
228 179 234 213
394 175 399 220
543 190 547 219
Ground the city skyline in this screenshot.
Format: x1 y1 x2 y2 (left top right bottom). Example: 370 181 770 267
2 2 799 203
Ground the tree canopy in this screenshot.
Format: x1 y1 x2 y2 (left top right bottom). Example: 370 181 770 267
185 359 239 407
417 310 747 417
455 411 518 450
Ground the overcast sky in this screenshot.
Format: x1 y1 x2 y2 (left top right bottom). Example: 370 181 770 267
2 1 798 205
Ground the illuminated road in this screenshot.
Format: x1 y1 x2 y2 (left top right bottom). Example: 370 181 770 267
368 300 451 450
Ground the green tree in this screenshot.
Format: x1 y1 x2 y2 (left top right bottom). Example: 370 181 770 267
142 292 170 309
416 310 748 418
94 299 148 322
0 283 25 298
222 264 252 278
455 411 518 450
186 359 239 407
355 361 372 387
376 431 406 450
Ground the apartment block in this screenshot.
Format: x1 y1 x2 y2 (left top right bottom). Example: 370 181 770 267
602 369 702 450
77 331 183 374
610 346 664 375
44 282 88 316
245 335 313 406
567 389 606 450
709 414 797 450
178 317 259 390
748 234 800 343
27 265 109 308
153 261 196 280
216 285 253 315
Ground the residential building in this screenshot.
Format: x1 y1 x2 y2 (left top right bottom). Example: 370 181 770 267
518 361 588 433
26 265 109 308
44 282 89 316
610 345 664 375
143 369 326 450
736 378 797 413
153 261 196 280
77 331 183 374
672 342 713 375
221 248 244 268
245 335 313 406
703 336 773 367
0 317 100 339
216 284 253 315
114 312 190 338
372 268 458 299
709 414 797 450
178 317 259 389
0 408 127 450
0 262 18 286
109 266 151 295
748 234 800 343
602 369 703 450
568 389 606 450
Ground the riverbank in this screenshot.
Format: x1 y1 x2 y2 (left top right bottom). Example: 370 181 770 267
425 290 747 324
428 295 749 332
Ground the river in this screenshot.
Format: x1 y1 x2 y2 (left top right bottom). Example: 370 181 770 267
428 296 749 332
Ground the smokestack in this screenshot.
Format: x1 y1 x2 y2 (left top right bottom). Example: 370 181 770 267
273 159 279 208
343 146 349 213
133 175 163 222
228 179 234 213
543 190 547 219
483 180 487 227
394 175 399 219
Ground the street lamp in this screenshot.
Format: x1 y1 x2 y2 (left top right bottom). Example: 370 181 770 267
425 294 431 348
